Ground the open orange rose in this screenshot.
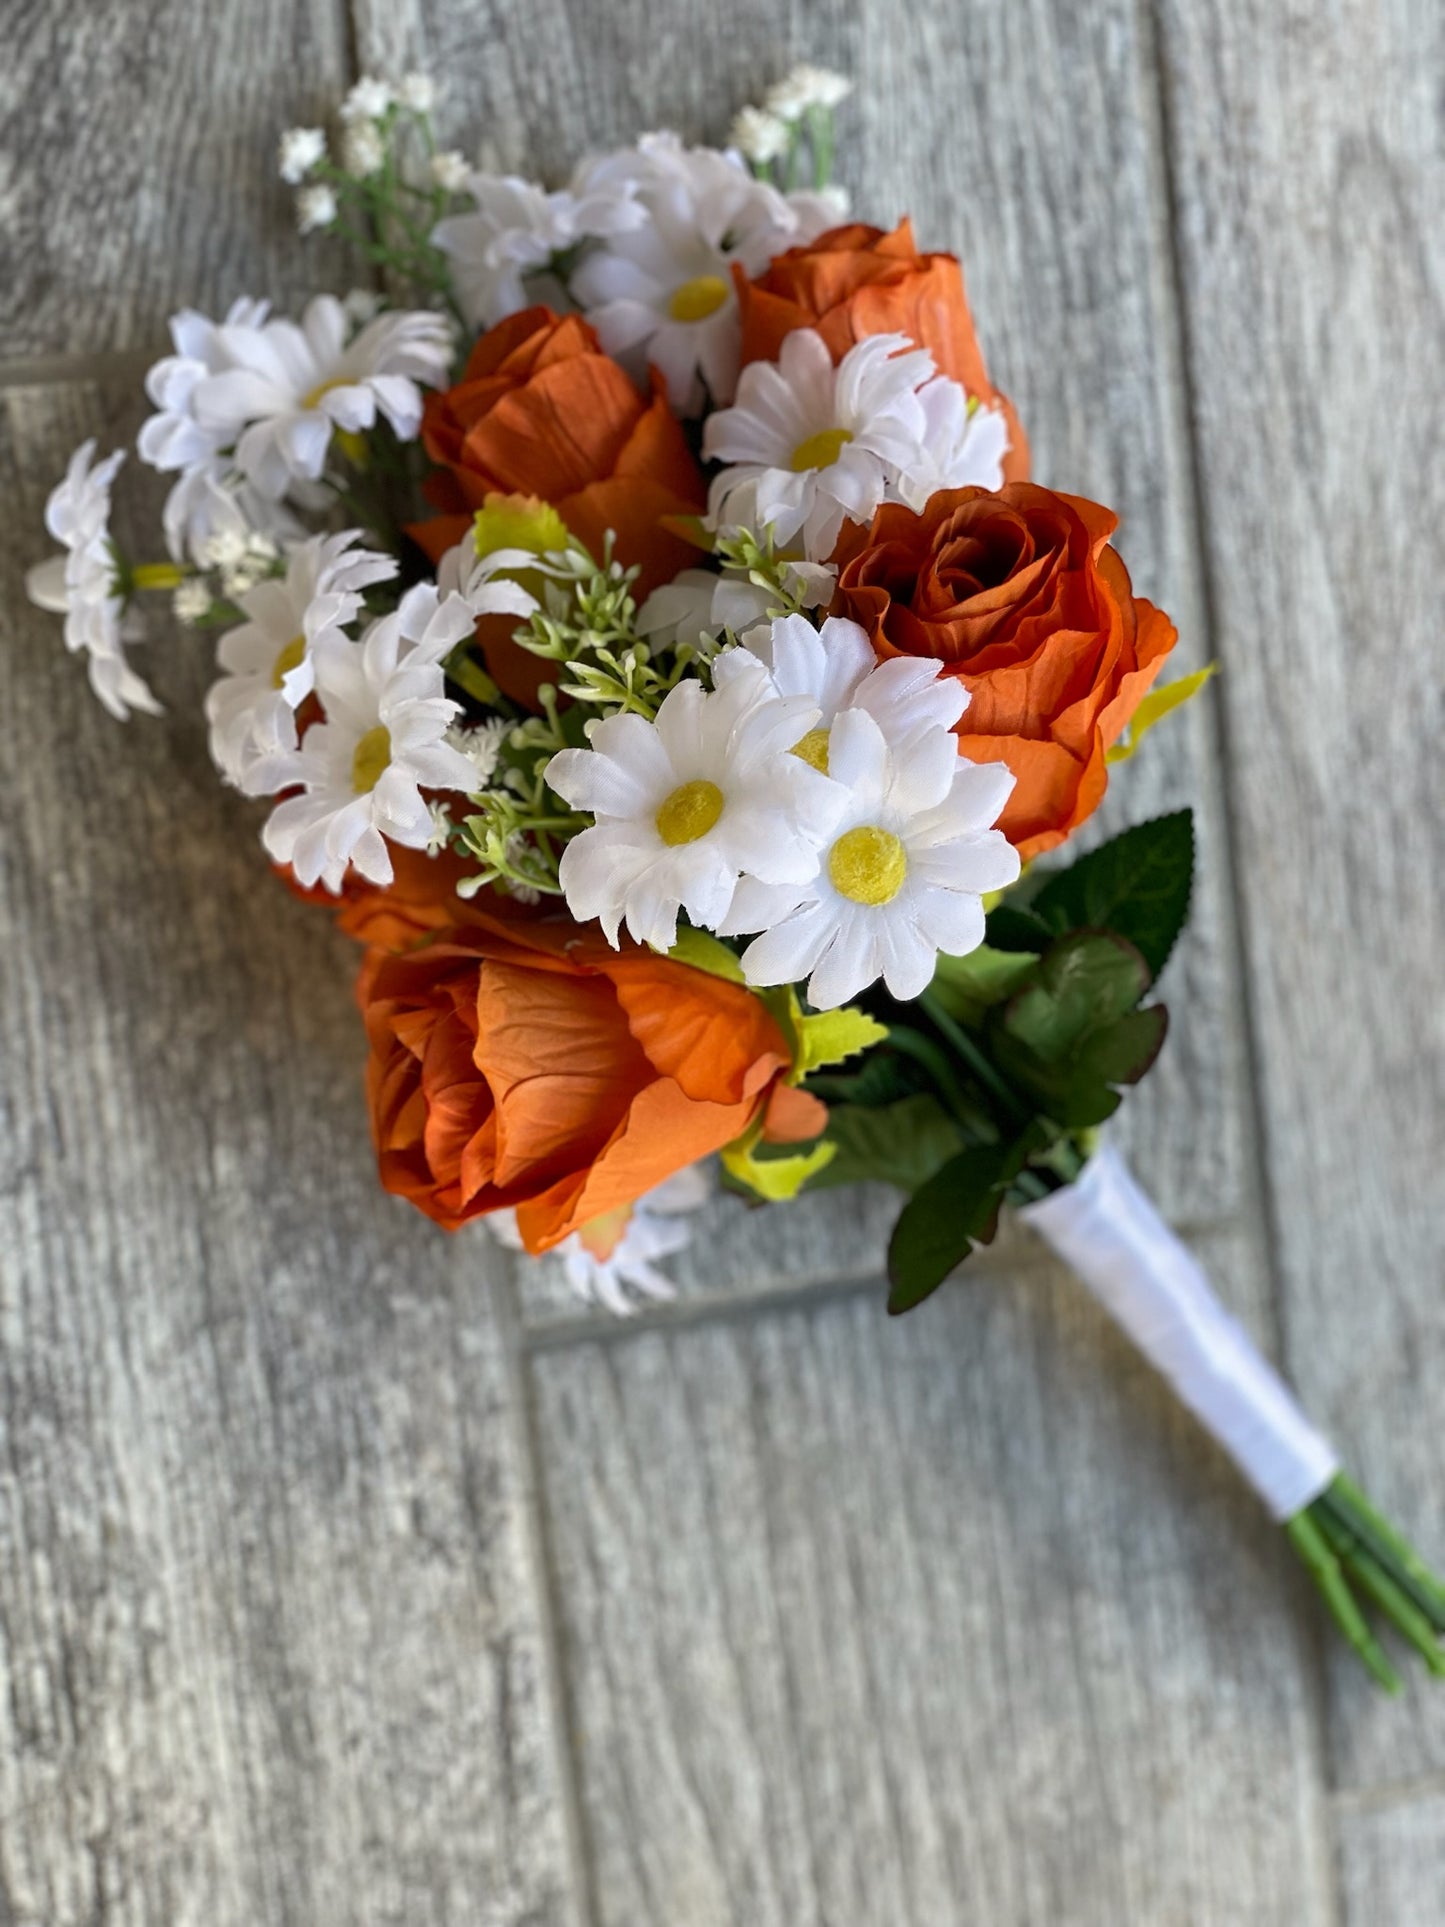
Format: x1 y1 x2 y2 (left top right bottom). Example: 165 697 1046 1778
833 484 1176 859
280 843 490 952
360 908 825 1249
412 307 707 705
735 219 1028 482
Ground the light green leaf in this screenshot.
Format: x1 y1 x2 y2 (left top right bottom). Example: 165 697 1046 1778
1107 664 1217 764
929 944 1040 1025
666 926 745 983
795 1005 890 1075
721 1125 837 1202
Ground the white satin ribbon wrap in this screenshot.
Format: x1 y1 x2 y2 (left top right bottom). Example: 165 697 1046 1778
1018 1144 1338 1520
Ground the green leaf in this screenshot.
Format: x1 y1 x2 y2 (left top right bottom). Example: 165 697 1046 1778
1028 811 1195 981
1106 664 1217 764
721 1124 837 1202
1071 1006 1169 1090
886 1143 1013 1314
804 1094 966 1194
929 944 1039 1026
795 1004 890 1075
804 1048 924 1110
1001 933 1150 1063
666 924 745 982
984 903 1056 953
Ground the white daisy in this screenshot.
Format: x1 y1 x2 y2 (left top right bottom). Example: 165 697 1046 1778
260 585 480 891
570 133 804 415
432 161 646 330
704 329 936 560
205 530 396 793
721 706 1020 1008
896 378 1011 511
546 657 843 952
486 1164 710 1315
189 297 453 498
25 441 160 722
716 613 968 770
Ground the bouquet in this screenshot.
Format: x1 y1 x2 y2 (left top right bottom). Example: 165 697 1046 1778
27 65 1445 1690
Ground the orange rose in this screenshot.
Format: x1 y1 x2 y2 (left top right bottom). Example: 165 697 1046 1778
833 484 1176 859
735 219 1028 482
360 908 825 1249
279 843 492 952
413 307 707 705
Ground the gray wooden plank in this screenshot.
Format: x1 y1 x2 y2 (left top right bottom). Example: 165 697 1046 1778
352 0 1250 1241
0 381 578 1926
1155 0 1445 1784
530 1230 1333 1927
0 3 350 360
1337 1788 1445 1927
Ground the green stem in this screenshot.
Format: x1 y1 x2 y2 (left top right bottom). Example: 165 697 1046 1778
1314 1510 1445 1677
1286 1512 1401 1692
917 989 1029 1126
1323 1473 1445 1627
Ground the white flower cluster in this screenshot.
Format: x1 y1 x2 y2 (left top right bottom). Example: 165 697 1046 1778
704 328 1010 560
137 295 452 565
434 129 840 414
547 614 1020 1008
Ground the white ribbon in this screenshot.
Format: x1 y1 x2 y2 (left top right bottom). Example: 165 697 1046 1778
1018 1144 1338 1520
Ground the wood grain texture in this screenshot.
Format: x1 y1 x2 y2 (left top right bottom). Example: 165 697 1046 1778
1155 0 1445 1785
1337 1789 1445 1927
531 1232 1331 1927
0 382 578 1927
0 1 350 360
353 0 1251 1234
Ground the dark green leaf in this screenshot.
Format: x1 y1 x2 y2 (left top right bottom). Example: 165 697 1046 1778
886 1143 1013 1314
803 1047 924 1110
984 903 1055 953
1029 811 1195 980
805 1094 967 1194
1001 932 1149 1063
1071 1005 1169 1090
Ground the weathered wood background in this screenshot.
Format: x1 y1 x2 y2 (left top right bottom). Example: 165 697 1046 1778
1 0 1441 1920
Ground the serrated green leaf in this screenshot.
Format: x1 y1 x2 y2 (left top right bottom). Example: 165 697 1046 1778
721 1124 837 1201
795 1005 890 1075
886 1143 1013 1314
1029 811 1195 981
1002 933 1149 1063
929 944 1040 1025
803 1094 966 1194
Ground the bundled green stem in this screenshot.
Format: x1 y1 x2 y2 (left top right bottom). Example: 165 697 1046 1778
1289 1477 1445 1689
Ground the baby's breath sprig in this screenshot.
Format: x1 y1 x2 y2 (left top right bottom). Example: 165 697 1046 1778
731 64 852 191
712 525 824 621
511 538 708 719
280 76 467 320
454 692 587 899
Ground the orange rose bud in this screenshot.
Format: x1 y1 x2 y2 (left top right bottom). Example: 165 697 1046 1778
411 307 707 705
833 484 1177 860
735 218 1028 482
359 908 822 1250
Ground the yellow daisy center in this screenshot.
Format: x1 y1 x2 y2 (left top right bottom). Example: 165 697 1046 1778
271 635 306 689
790 426 852 472
351 724 392 794
656 779 724 846
828 825 908 905
668 275 731 323
791 727 831 774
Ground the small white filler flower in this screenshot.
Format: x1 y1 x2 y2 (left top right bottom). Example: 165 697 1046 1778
546 658 843 952
188 296 453 498
260 585 480 890
721 706 1020 1008
704 329 936 559
25 442 160 722
277 126 326 184
486 1164 711 1316
205 530 397 793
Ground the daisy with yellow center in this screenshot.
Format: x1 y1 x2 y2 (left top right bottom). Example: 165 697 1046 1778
703 328 938 560
546 656 845 953
260 584 480 892
205 529 396 794
720 706 1020 1010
